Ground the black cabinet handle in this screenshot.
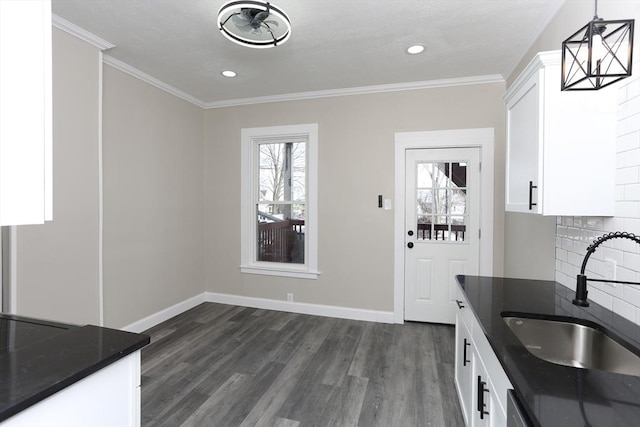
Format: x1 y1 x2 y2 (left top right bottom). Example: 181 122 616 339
477 375 490 419
528 181 538 210
463 339 471 366
455 300 465 309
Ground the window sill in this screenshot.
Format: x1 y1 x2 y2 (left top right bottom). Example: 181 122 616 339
240 265 319 280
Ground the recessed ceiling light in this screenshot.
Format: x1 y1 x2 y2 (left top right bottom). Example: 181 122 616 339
221 70 237 78
407 44 425 55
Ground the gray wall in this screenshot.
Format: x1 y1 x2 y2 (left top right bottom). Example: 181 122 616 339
204 84 507 312
14 29 206 329
15 29 101 324
102 66 205 329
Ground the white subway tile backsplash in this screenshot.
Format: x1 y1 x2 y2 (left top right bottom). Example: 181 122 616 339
604 217 626 232
625 184 640 201
567 251 583 268
613 298 636 322
624 250 640 268
556 248 567 262
617 114 640 137
556 81 640 326
616 131 640 152
618 264 637 280
616 166 639 185
624 285 640 307
602 247 624 264
625 76 640 99
618 97 640 120
617 149 640 168
615 201 640 218
589 286 613 311
585 217 604 231
623 217 640 234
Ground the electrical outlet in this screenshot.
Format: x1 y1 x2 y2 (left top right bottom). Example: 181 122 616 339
287 293 293 302
605 259 617 281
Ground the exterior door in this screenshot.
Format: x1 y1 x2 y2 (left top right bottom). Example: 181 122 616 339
404 148 480 323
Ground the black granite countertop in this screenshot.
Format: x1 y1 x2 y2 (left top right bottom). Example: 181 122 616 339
0 313 150 422
456 275 640 427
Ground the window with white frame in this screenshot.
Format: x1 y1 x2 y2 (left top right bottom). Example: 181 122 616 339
240 124 318 279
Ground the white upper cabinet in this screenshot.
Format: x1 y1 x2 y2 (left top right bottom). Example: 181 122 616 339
0 0 53 226
504 51 617 216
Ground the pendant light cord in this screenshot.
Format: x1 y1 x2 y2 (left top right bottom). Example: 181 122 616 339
593 0 598 19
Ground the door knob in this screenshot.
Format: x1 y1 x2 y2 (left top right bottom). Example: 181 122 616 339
407 242 414 248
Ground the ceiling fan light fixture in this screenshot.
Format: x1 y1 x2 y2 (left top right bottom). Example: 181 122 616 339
217 0 291 49
561 0 634 91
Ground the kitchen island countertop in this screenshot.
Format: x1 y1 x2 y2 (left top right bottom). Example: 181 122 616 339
456 275 640 427
0 313 149 422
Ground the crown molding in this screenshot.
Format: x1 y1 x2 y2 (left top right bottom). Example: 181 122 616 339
52 14 115 51
204 74 505 109
102 55 206 108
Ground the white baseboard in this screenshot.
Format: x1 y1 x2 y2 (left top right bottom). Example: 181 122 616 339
205 292 395 324
121 292 395 333
121 293 206 333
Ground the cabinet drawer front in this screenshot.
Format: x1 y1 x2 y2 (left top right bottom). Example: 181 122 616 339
456 284 475 332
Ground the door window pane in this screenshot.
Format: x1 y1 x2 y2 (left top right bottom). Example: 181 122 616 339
415 160 469 242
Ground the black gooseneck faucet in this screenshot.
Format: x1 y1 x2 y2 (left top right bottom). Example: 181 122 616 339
574 231 640 307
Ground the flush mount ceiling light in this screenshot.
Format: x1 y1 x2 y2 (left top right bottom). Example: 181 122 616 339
561 0 634 91
406 45 425 55
217 0 291 49
221 70 237 77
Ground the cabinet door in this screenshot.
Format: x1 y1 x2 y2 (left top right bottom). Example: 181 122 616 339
472 353 490 427
455 314 474 425
1 352 141 426
473 356 509 427
505 74 541 214
0 0 53 225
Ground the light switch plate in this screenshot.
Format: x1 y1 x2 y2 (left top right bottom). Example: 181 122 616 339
384 199 392 210
605 258 617 281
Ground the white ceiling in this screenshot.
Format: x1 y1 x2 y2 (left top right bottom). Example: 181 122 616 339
52 0 565 106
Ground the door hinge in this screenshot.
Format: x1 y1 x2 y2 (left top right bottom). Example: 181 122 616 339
478 229 481 239
479 161 482 173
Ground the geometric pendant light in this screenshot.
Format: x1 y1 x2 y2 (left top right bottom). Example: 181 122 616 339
561 0 634 90
217 1 291 49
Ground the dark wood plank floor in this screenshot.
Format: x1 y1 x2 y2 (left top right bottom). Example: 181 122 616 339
141 303 464 427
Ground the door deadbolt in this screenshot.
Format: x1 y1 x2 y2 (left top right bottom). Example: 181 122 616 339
408 230 414 236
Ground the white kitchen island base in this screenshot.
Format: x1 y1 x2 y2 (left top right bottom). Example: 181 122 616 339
1 351 141 427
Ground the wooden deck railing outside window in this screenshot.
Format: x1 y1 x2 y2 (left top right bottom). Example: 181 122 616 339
258 219 305 263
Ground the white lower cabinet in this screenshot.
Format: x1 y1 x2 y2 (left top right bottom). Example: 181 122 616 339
455 288 511 427
1 351 142 427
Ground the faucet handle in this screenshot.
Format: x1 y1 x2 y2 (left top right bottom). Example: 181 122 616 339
573 274 590 307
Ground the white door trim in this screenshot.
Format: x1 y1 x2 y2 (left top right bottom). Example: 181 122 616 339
393 128 495 323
